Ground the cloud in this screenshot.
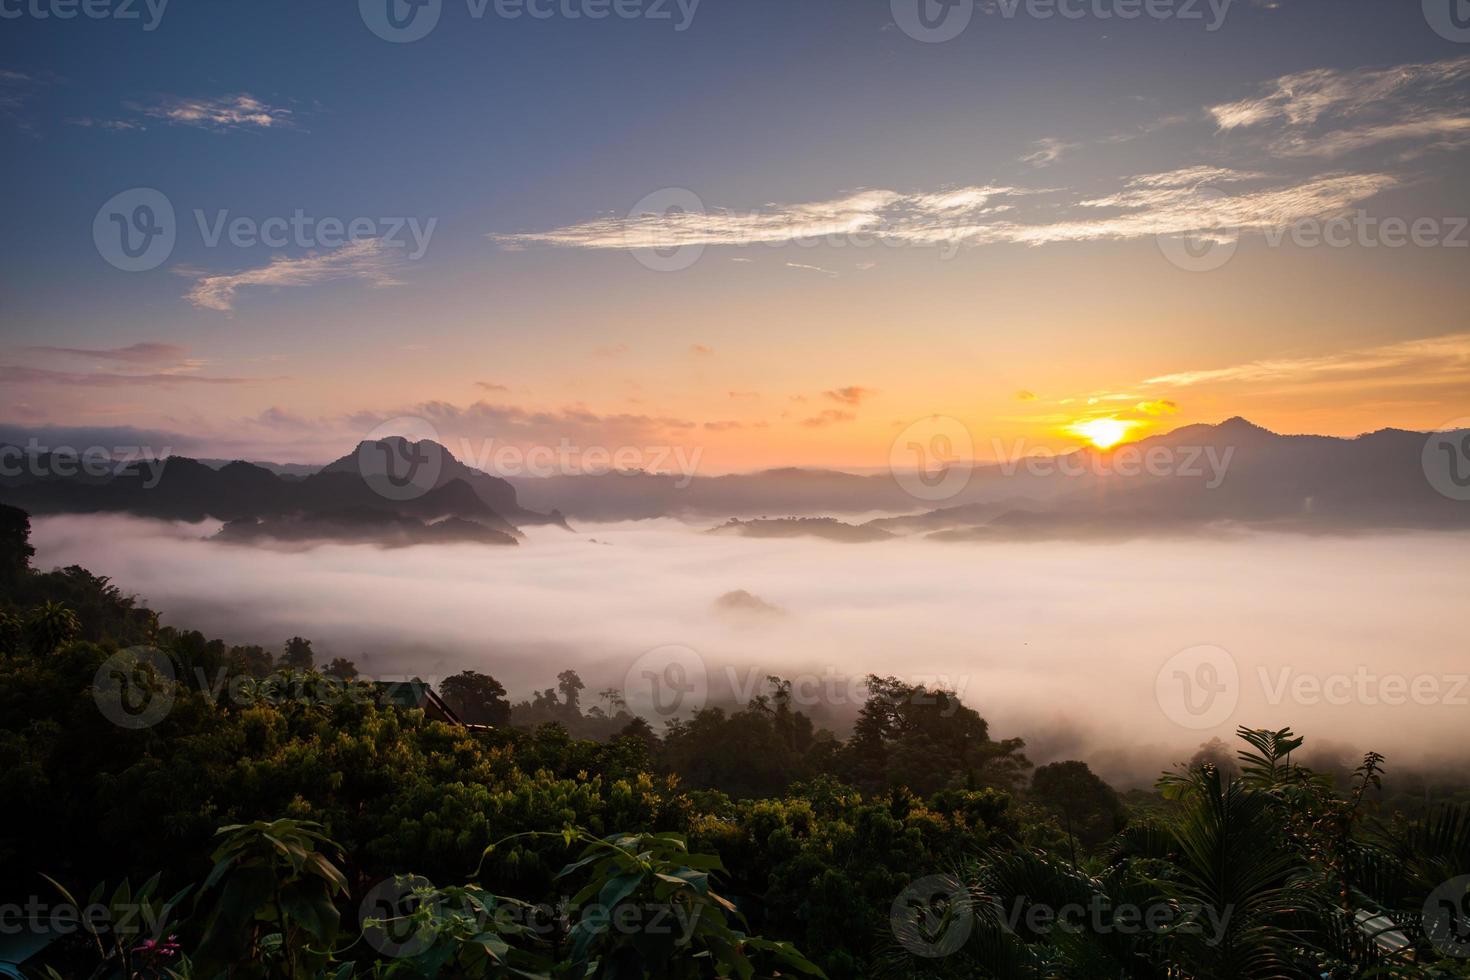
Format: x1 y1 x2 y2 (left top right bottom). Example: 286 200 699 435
593 343 630 358
494 59 1470 261
476 382 511 393
24 342 191 365
0 423 200 453
136 93 294 131
728 391 760 401
1143 332 1470 392
690 344 714 355
1134 399 1179 416
1209 56 1470 158
68 116 143 131
251 407 314 430
182 239 405 312
784 262 840 278
0 69 53 133
800 409 856 428
1015 390 1038 402
0 366 255 387
823 386 876 406
495 168 1395 255
347 400 702 453
1021 137 1078 167
494 186 1018 253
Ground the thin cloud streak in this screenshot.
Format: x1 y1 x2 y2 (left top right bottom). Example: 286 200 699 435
1143 332 1470 390
495 170 1396 254
1209 56 1470 158
182 239 405 312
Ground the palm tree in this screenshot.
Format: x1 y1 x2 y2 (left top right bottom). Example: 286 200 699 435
26 600 81 653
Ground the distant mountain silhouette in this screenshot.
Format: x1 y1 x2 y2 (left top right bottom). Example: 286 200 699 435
0 437 567 545
875 418 1470 539
713 589 787 616
709 517 895 543
506 418 1466 535
216 509 518 547
6 420 1467 541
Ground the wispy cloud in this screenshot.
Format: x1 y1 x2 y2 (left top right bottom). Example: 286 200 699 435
23 342 191 366
181 239 405 312
1209 56 1470 158
494 168 1394 255
138 93 294 131
6 342 237 386
1021 137 1078 167
823 386 876 406
69 93 298 134
785 261 840 278
0 366 255 387
800 409 856 428
1143 332 1470 391
493 187 1016 252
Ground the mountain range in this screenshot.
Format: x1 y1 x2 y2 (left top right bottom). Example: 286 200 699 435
3 419 1467 543
0 437 566 546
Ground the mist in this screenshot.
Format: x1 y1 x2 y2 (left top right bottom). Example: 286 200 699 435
30 514 1470 788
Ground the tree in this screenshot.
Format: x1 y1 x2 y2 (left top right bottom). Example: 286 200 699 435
556 668 585 712
439 670 511 726
324 657 359 680
26 601 81 654
0 504 34 590
1030 760 1126 858
279 636 314 670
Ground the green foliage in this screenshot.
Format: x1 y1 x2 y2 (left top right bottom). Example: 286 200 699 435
4 512 1470 979
194 818 350 977
38 872 190 980
25 599 81 653
440 670 512 726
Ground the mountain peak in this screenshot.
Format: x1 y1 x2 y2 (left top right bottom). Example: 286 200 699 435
1215 416 1275 436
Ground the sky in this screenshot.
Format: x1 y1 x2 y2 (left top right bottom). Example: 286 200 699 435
2 0 1469 471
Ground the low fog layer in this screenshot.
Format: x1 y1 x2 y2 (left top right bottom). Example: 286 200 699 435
31 515 1470 787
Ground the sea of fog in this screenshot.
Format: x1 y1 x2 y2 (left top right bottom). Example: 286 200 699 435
30 515 1470 787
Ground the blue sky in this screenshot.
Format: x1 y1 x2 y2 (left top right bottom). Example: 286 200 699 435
2 0 1469 467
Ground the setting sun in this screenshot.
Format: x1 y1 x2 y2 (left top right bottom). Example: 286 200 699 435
1070 417 1134 449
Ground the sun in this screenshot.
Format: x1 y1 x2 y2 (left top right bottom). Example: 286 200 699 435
1069 417 1133 450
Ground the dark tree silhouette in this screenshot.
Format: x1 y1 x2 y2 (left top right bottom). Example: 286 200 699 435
440 670 512 726
280 636 314 670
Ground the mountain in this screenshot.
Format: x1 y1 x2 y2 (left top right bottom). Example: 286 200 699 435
216 509 518 547
708 517 895 543
870 419 1470 539
0 437 566 544
6 420 1466 541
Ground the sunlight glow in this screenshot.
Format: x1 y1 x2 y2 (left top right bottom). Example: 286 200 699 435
1069 417 1134 449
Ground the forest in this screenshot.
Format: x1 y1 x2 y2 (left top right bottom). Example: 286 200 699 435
2 503 1469 979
